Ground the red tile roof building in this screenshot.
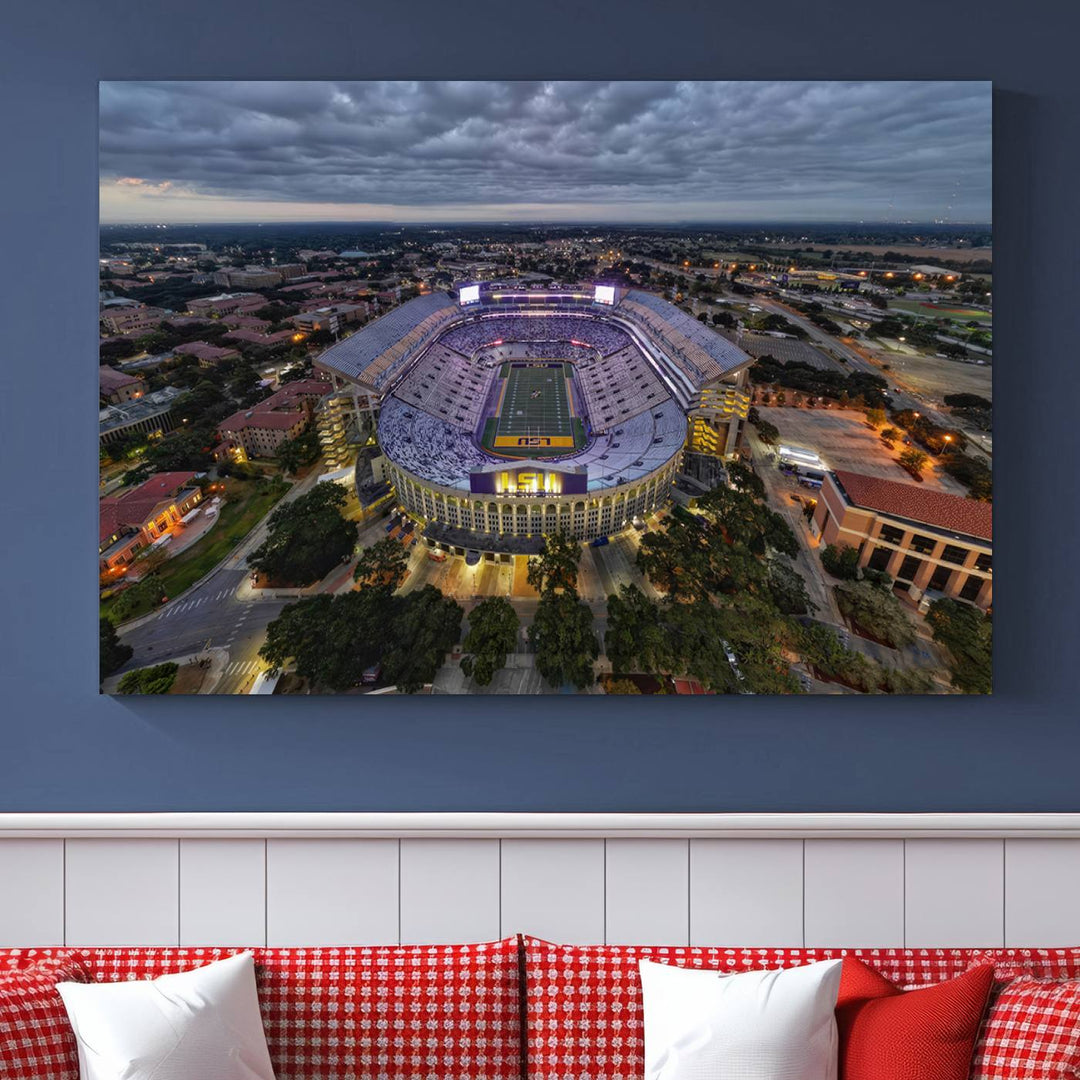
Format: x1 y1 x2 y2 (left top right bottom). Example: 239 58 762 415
813 470 992 608
99 366 144 404
99 471 203 572
216 377 331 460
223 328 297 347
173 341 241 367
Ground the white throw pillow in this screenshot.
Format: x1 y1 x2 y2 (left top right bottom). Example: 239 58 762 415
639 957 843 1080
57 951 276 1080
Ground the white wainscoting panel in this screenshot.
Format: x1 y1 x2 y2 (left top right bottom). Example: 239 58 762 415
0 818 1077 950
1005 839 1080 946
605 839 689 945
804 839 904 947
905 839 1004 947
690 839 805 946
266 839 398 946
179 839 266 947
64 839 180 946
0 840 64 946
400 839 500 944
500 839 605 943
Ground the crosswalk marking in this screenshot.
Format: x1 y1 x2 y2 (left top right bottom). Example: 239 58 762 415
224 660 261 676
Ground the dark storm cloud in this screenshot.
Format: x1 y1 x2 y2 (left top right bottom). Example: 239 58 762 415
99 81 991 221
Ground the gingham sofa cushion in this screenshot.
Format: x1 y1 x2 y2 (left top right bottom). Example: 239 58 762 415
0 954 91 1080
971 977 1080 1079
522 937 977 1080
971 949 1080 982
0 940 522 1080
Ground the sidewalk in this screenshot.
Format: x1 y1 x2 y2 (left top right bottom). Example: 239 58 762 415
102 648 230 695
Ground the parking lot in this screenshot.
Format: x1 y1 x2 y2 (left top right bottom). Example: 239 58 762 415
754 406 969 494
730 331 845 371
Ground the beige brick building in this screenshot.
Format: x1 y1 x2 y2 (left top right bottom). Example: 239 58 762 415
812 469 992 609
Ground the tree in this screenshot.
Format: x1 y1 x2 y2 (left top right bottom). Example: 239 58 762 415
529 591 599 690
725 460 765 499
926 598 992 694
261 592 382 690
100 618 133 682
526 531 581 597
865 407 887 428
353 537 409 593
605 584 669 674
879 427 900 444
835 579 916 649
899 447 929 477
382 586 463 693
944 393 992 410
711 310 736 328
756 419 780 445
248 482 356 586
275 437 304 476
820 543 860 580
605 678 642 694
276 428 320 475
460 596 520 686
767 558 816 615
117 662 178 695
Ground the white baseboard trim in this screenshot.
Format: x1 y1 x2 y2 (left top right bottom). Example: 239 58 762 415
2 812 1079 839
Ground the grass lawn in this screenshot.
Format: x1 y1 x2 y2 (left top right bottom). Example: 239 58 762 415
891 299 993 323
102 476 290 624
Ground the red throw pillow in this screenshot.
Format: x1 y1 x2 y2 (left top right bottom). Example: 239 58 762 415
836 957 994 1080
0 955 92 1080
971 977 1080 1079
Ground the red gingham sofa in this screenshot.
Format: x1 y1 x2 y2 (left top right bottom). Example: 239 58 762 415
3 937 1079 1079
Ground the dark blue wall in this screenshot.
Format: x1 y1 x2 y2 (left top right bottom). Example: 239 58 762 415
1 0 1076 812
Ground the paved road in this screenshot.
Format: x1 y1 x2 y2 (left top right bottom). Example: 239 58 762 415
115 468 329 693
117 566 289 694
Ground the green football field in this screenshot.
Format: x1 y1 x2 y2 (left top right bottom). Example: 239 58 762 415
480 363 586 456
498 364 573 438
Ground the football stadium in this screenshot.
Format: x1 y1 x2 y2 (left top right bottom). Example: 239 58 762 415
315 282 754 554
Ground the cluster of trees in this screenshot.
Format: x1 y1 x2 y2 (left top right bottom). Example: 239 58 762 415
260 584 463 694
926 598 992 694
247 483 356 587
891 409 991 501
99 618 133 682
749 356 889 409
750 312 807 338
275 429 321 475
799 622 933 694
834 578 917 650
258 518 461 693
790 300 843 335
117 662 178 695
746 406 780 445
526 534 600 690
602 469 813 693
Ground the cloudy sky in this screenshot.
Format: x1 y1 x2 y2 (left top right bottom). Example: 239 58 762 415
99 81 991 224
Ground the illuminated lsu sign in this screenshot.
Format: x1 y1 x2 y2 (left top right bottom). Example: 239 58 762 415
458 284 481 305
469 463 588 496
594 284 616 305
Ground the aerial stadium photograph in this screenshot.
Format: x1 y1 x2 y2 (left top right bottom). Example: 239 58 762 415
98 80 993 696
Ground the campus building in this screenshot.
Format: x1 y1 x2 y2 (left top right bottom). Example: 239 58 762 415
216 377 331 460
812 470 992 608
99 387 183 447
98 471 203 573
99 366 144 404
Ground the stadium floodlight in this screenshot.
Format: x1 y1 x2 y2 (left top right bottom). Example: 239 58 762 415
459 284 481 305
594 284 616 305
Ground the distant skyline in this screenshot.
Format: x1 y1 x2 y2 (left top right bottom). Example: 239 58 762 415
99 81 992 225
